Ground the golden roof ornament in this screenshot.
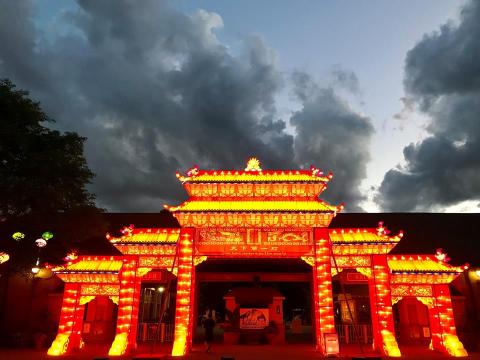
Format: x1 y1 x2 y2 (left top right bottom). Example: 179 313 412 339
245 157 262 172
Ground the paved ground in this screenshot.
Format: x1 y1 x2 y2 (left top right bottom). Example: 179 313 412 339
0 344 479 360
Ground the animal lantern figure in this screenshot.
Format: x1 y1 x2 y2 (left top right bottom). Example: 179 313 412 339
435 248 451 263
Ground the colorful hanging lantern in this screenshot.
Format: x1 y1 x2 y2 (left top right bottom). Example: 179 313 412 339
35 238 47 248
42 231 54 241
12 232 25 241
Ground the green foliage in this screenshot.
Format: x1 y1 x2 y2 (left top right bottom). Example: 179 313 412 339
0 79 109 272
0 79 96 217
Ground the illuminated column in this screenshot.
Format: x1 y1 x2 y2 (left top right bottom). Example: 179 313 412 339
47 283 85 355
368 255 401 357
428 284 467 356
108 257 141 356
171 228 195 357
312 228 335 354
189 260 196 344
192 279 200 338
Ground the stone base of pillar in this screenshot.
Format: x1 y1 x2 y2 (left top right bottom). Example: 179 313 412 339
108 333 131 356
47 332 84 356
379 330 401 357
430 335 468 357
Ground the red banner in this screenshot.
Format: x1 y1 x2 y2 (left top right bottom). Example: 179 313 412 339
194 228 313 256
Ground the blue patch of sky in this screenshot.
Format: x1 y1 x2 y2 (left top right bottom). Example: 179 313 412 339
173 0 463 125
33 0 81 44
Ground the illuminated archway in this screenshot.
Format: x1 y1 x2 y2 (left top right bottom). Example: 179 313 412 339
47 160 468 358
82 296 118 345
332 269 372 345
393 297 431 347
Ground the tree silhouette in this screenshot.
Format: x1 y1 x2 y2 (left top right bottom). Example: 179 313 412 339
0 79 108 273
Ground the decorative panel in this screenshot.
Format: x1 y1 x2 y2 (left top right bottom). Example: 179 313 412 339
138 256 175 268
195 228 313 256
80 284 120 296
391 284 433 297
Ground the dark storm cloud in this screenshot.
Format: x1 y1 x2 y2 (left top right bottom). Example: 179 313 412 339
0 0 48 91
291 72 374 211
0 0 372 211
378 0 480 211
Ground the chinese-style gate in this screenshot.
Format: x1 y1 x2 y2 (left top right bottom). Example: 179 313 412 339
48 159 469 357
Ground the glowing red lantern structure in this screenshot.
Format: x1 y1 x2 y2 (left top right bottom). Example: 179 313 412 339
47 159 468 357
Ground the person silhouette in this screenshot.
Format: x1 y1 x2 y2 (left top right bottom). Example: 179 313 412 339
203 312 215 352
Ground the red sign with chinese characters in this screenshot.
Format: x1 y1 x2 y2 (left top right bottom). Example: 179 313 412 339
194 228 313 256
346 272 368 283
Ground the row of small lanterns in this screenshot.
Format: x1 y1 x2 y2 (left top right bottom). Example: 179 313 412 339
12 231 54 274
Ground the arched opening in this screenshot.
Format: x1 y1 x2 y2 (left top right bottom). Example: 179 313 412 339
82 296 118 348
393 297 431 350
331 269 372 347
137 269 177 353
194 258 313 346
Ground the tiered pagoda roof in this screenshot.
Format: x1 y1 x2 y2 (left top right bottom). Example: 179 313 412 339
54 256 123 283
165 158 342 228
107 228 180 244
387 255 466 273
387 255 468 284
329 225 404 255
329 227 403 244
167 200 336 212
106 227 179 255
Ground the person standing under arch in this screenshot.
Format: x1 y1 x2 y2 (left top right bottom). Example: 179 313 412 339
203 312 215 352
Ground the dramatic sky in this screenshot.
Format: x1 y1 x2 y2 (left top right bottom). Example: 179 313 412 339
1 0 479 213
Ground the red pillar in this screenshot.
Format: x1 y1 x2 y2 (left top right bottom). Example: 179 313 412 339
192 278 200 341
47 283 85 355
368 255 401 357
108 257 142 356
188 258 196 345
171 228 195 356
428 284 467 356
312 228 336 354
429 298 442 351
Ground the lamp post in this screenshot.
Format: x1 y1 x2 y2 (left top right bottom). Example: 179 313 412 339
30 231 53 275
31 259 40 274
11 231 53 275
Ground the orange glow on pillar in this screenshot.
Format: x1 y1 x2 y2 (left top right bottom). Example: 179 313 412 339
312 229 336 354
48 284 85 356
108 258 141 356
172 229 195 357
369 255 401 357
428 284 467 357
